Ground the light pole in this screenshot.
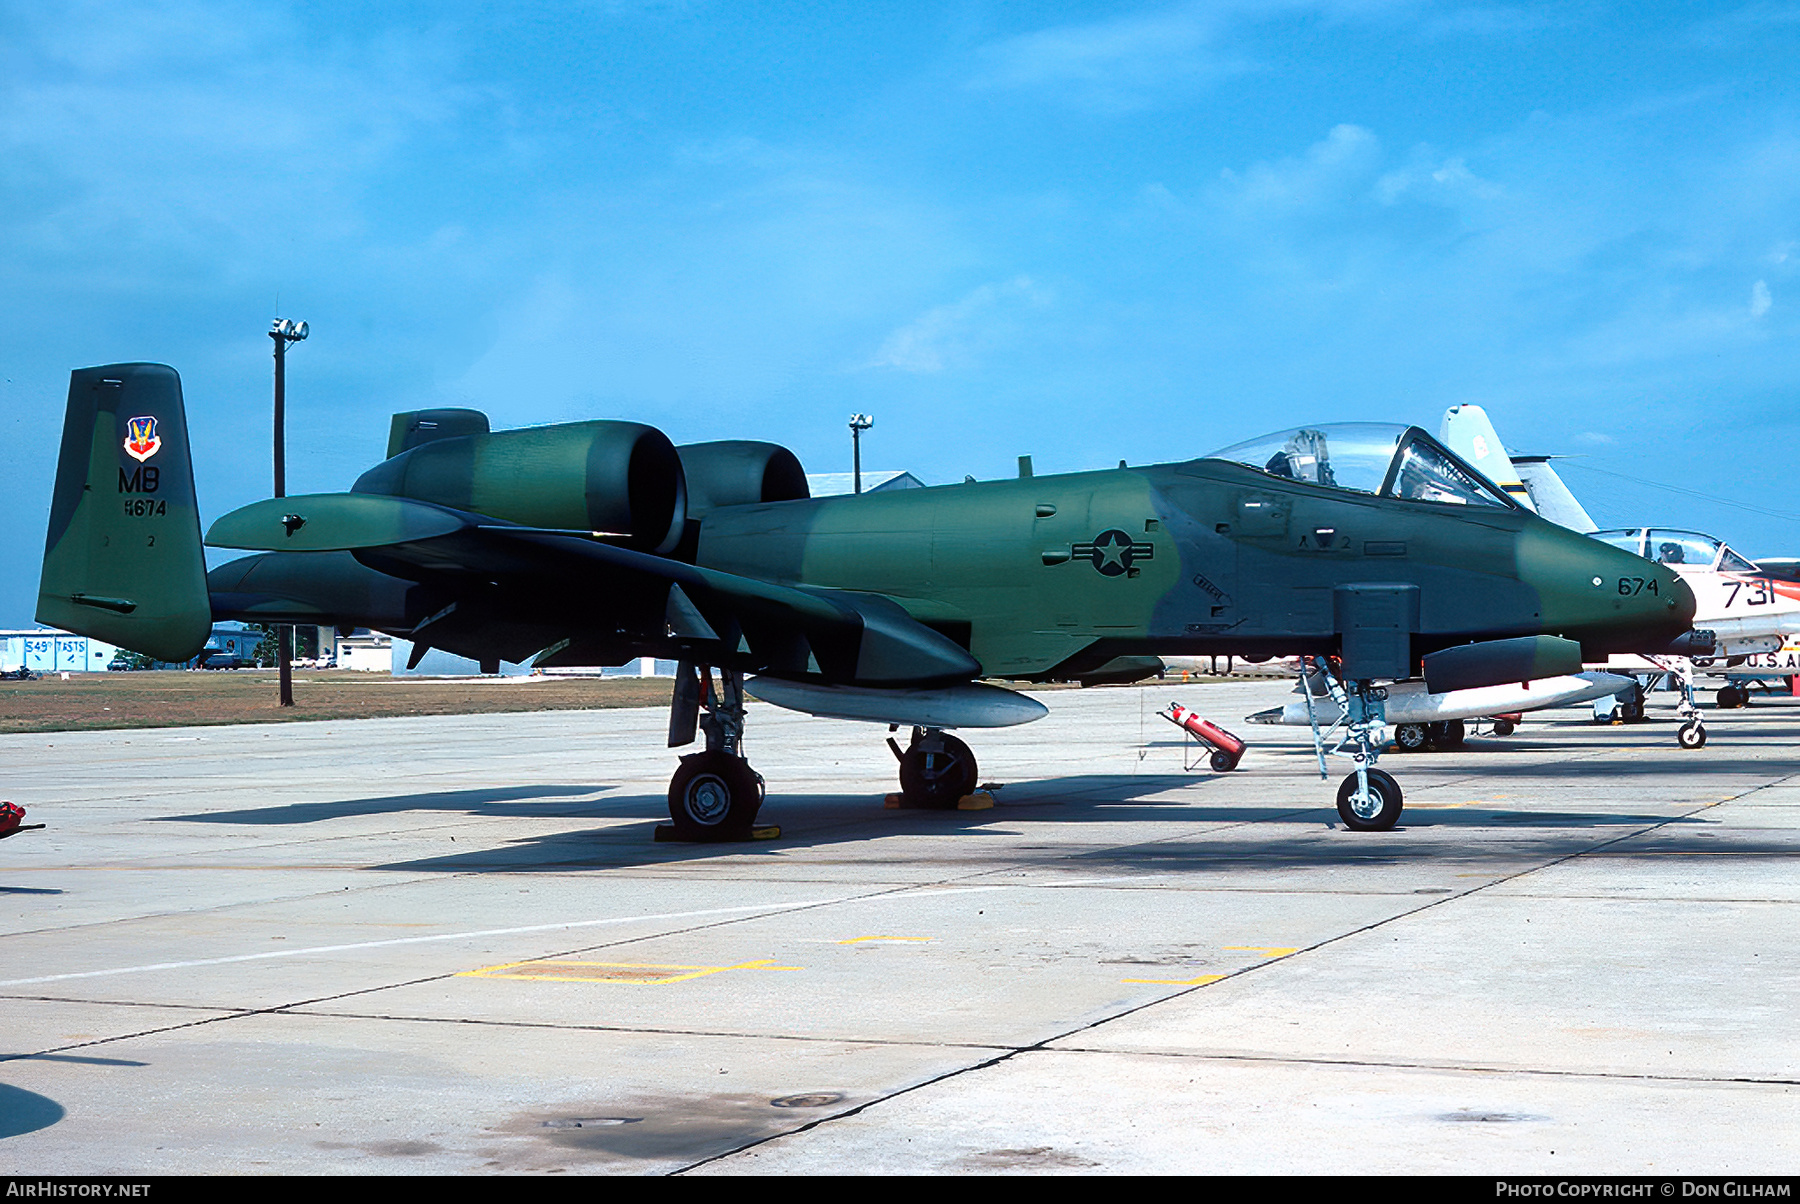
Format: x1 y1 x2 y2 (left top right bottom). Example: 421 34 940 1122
848 414 873 494
270 317 307 707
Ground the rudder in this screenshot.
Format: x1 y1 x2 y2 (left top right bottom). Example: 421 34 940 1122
36 364 211 662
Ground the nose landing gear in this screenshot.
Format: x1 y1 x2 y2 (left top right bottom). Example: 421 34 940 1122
1298 657 1403 832
1337 767 1403 831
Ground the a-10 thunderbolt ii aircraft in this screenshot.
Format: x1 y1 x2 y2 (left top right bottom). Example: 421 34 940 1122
39 364 1696 838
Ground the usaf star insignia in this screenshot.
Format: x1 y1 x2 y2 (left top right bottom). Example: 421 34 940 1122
1074 528 1154 577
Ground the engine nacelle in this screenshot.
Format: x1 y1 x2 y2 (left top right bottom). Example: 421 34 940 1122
353 418 687 554
677 440 809 517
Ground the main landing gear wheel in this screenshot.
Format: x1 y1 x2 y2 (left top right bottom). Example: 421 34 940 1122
1717 685 1747 709
1394 723 1429 753
668 750 762 841
898 732 979 809
1678 722 1708 750
1428 719 1465 749
1337 768 1403 831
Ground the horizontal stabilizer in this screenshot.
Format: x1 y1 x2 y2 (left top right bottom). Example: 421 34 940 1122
206 493 467 551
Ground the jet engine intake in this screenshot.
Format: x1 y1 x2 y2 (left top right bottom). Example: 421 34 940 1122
352 419 687 554
677 440 809 517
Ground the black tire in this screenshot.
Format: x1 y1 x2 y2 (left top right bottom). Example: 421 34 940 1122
899 734 978 808
1425 720 1465 750
1621 695 1646 722
1678 722 1707 750
1491 718 1515 737
1717 686 1744 709
1209 749 1235 773
1395 723 1429 753
1337 769 1403 831
668 751 761 841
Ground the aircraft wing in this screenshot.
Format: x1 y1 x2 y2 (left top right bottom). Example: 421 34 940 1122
206 492 979 687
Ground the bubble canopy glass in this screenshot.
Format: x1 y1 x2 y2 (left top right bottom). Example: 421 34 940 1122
1206 424 1515 509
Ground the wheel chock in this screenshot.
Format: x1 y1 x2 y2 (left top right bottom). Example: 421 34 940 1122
885 792 993 811
653 823 782 843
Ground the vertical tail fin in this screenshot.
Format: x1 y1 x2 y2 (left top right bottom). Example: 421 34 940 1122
36 363 211 662
1511 458 1599 533
1439 404 1533 509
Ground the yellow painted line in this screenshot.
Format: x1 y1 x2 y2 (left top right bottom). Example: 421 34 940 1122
459 958 800 985
836 935 932 944
1122 973 1227 986
1222 946 1299 956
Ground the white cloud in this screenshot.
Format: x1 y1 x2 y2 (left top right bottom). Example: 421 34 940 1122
969 2 1240 108
1375 154 1505 204
966 2 1525 111
0 1 478 280
1752 279 1773 317
1216 124 1382 213
866 277 1053 374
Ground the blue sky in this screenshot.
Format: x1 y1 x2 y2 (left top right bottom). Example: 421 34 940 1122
4 0 1799 624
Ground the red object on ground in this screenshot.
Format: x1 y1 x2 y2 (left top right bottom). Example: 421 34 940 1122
0 802 26 839
1163 703 1247 769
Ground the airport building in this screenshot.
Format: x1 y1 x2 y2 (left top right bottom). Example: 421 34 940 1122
805 470 924 496
0 629 122 673
0 624 345 672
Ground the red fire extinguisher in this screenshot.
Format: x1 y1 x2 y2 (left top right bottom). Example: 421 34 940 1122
1161 703 1247 772
0 802 45 840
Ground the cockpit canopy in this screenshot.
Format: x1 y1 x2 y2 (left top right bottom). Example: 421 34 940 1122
1591 528 1760 574
1207 424 1515 509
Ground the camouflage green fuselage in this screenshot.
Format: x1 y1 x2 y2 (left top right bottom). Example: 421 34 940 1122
698 460 1690 680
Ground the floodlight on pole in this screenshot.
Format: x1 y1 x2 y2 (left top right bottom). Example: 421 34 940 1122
270 317 307 706
849 413 874 494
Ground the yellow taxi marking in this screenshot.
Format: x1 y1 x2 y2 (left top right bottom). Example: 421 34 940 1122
1221 946 1298 956
1121 973 1227 986
459 958 800 985
836 936 932 944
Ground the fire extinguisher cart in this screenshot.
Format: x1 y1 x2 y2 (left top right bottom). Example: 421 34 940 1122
1159 703 1247 773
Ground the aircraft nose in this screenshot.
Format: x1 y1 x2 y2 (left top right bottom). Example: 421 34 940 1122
1518 520 1695 655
